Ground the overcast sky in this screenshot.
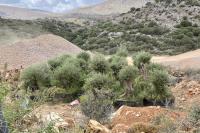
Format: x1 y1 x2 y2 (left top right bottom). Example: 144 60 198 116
0 0 104 12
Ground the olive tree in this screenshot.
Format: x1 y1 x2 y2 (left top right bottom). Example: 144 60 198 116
119 66 138 96
52 62 83 96
134 51 152 79
150 70 171 100
90 55 110 73
110 56 128 79
81 73 114 123
20 63 52 92
84 73 113 98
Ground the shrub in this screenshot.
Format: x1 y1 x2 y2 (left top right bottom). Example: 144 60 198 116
151 114 177 133
77 52 90 62
134 51 152 69
150 70 171 101
84 73 113 91
116 45 129 57
189 105 200 127
0 83 9 103
119 66 138 96
134 51 152 79
52 62 83 95
127 123 158 133
90 55 110 73
134 76 153 100
80 91 113 123
109 56 128 79
48 54 71 71
20 63 52 91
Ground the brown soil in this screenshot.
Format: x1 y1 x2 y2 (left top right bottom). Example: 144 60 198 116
127 49 200 70
152 49 200 70
0 34 82 69
111 106 185 132
172 80 200 111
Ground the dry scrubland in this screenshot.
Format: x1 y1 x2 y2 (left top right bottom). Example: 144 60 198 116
0 0 200 133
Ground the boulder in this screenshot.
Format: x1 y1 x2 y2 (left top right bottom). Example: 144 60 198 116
86 120 111 133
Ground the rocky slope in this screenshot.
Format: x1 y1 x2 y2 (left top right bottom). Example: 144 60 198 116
115 1 200 28
69 0 154 16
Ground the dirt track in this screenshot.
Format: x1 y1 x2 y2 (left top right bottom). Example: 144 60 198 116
127 49 200 70
152 49 200 70
0 34 82 69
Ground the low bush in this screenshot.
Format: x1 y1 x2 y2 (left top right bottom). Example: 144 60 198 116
189 105 200 127
77 52 91 62
151 114 177 133
90 55 110 73
20 63 52 91
80 91 113 123
48 54 71 71
127 123 158 133
84 73 113 91
109 55 128 79
52 62 83 96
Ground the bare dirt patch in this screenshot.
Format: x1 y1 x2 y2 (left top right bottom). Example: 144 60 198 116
111 106 185 132
0 34 82 69
172 80 200 111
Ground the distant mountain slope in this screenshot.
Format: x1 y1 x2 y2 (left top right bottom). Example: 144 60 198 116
69 0 154 16
0 34 82 69
0 5 56 20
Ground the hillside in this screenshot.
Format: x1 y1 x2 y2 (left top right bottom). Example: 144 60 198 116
115 1 200 28
0 5 56 20
69 0 154 16
0 34 82 69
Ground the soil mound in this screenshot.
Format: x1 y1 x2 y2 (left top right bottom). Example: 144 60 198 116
0 34 82 69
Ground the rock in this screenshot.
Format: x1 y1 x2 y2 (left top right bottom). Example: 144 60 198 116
86 120 111 133
22 112 73 132
20 104 88 132
111 106 184 133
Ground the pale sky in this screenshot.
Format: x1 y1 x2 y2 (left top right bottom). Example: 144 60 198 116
0 0 104 12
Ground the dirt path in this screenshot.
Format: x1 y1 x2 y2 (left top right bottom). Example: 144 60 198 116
127 49 200 70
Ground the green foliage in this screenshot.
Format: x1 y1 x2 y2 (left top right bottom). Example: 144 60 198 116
80 91 113 123
134 51 152 69
48 54 71 71
20 63 52 91
189 105 200 127
90 55 110 73
77 52 91 62
84 73 113 90
0 83 9 103
176 17 193 28
116 45 129 57
134 76 153 99
150 70 171 100
151 114 177 133
37 123 57 133
3 99 31 132
119 66 138 82
52 62 83 94
110 56 128 79
139 25 169 35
